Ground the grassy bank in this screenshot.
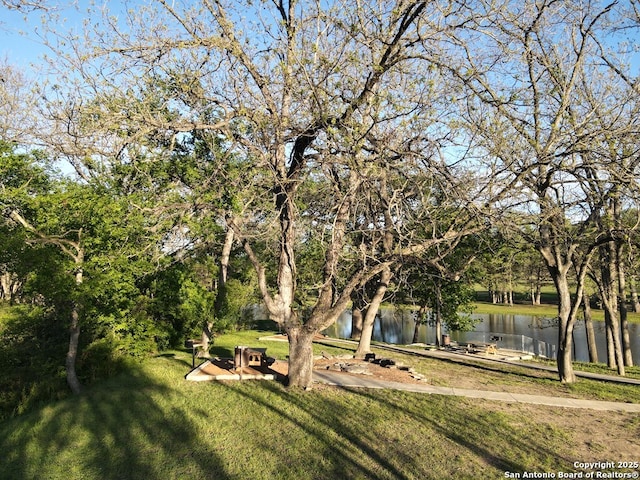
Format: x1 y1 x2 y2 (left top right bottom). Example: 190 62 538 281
1 329 639 479
472 301 640 324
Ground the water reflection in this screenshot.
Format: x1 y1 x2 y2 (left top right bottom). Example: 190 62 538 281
322 309 640 364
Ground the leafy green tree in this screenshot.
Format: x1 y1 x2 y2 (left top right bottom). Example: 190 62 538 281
0 219 29 304
2 143 171 392
410 271 477 343
402 234 480 345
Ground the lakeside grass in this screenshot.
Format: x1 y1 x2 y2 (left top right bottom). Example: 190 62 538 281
1 308 639 479
472 301 640 324
2 328 639 480
526 356 640 381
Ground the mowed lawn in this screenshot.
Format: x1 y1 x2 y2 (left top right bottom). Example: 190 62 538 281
0 331 639 480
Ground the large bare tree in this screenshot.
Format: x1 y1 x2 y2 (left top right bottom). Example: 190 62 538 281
36 0 485 388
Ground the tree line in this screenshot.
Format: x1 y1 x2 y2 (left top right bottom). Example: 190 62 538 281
1 0 639 393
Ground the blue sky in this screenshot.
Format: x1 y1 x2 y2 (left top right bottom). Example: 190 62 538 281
0 2 95 72
0 5 49 68
0 2 125 70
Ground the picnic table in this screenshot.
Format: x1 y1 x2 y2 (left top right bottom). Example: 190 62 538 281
185 338 206 368
234 346 268 369
460 341 498 355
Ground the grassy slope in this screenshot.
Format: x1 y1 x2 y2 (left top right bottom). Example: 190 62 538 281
0 360 558 480
1 329 639 480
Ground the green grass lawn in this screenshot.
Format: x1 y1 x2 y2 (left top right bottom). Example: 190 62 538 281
1 329 639 480
0 359 551 480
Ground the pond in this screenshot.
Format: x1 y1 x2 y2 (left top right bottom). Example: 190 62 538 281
321 308 640 364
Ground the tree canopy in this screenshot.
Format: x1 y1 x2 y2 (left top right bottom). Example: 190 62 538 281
1 0 639 391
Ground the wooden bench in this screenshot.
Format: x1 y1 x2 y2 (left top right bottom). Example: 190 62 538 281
185 339 206 368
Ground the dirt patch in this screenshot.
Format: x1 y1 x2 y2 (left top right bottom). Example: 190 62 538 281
472 399 640 462
313 355 427 385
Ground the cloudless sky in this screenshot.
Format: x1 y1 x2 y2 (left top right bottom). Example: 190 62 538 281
0 1 129 71
1 2 637 82
0 5 49 68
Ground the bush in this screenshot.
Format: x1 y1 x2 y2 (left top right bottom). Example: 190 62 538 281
78 336 137 384
0 305 69 420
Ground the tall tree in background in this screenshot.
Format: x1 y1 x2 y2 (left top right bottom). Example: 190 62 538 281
1 146 86 393
1 142 170 393
9 0 637 388
585 77 640 370
448 0 639 382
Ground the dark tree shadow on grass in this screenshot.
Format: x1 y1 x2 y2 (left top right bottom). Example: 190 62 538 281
353 388 575 474
156 351 195 369
0 366 230 480
219 380 573 479
218 381 408 480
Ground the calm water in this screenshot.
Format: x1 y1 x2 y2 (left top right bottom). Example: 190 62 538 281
322 309 640 364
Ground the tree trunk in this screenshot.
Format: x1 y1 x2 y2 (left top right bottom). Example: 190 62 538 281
434 280 444 347
529 284 535 305
351 308 363 340
605 315 616 368
286 325 316 389
66 302 82 394
620 311 633 367
557 336 574 383
598 241 625 375
550 267 576 383
616 243 633 367
8 209 84 393
629 277 640 313
66 267 83 395
434 315 442 348
0 272 22 304
488 284 496 304
531 268 542 306
201 227 236 355
200 322 214 357
355 267 392 357
355 309 376 356
0 272 11 302
530 282 541 306
603 310 625 375
350 292 364 341
582 294 598 363
412 317 420 344
556 306 576 383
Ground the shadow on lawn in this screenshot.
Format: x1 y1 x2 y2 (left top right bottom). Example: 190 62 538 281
354 388 574 474
223 381 568 479
0 367 231 480
221 380 409 479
